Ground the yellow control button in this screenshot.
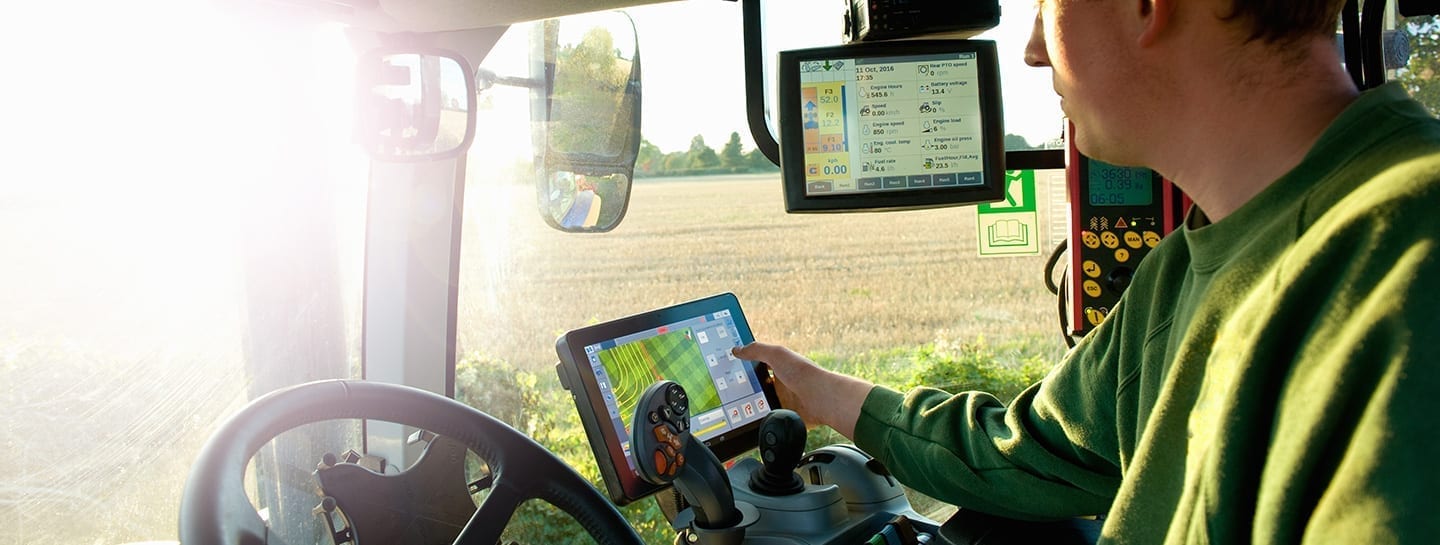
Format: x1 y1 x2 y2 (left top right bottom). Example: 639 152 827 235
1101 231 1120 249
1085 307 1108 326
1115 248 1131 263
1083 279 1103 298
1123 231 1144 249
1143 231 1162 248
1081 231 1101 249
1081 260 1103 278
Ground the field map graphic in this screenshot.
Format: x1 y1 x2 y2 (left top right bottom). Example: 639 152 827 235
597 328 722 430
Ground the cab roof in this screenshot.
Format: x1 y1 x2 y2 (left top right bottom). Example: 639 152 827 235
259 0 680 32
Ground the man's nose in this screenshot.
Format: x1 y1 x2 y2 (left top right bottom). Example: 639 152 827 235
1024 13 1050 67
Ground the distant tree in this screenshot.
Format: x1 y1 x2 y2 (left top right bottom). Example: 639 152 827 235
1399 17 1439 116
636 139 664 175
745 148 778 171
636 133 781 176
551 27 631 154
720 132 745 168
663 151 689 171
687 134 720 169
1004 133 1037 150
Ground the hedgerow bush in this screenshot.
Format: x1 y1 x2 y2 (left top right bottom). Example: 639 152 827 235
454 334 1063 543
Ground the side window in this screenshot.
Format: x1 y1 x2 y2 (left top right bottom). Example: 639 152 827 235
1396 14 1439 115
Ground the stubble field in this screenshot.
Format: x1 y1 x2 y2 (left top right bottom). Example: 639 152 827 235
456 173 1068 371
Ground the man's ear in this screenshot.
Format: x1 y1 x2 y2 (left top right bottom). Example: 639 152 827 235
1137 0 1174 47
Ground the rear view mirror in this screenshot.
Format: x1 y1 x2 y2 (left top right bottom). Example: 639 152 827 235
532 13 642 232
356 51 475 160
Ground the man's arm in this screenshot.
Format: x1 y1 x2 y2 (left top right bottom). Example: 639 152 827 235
735 335 1126 520
731 342 872 437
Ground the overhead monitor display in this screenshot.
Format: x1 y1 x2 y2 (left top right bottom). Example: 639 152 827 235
799 52 985 194
779 41 1005 213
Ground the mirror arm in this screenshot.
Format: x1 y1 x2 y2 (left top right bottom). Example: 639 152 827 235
741 0 781 168
475 66 545 91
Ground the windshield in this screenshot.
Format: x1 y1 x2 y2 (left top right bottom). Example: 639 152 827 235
460 1 1065 366
454 1 1069 540
3 1 1436 544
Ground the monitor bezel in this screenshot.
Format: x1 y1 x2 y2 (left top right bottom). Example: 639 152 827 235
554 292 780 505
778 40 1007 213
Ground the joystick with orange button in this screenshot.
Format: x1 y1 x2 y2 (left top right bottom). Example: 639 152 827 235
630 380 742 532
632 380 692 484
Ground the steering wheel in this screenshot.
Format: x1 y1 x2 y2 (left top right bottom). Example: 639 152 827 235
179 379 644 545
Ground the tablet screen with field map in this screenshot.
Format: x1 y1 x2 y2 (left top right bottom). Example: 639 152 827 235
555 293 780 504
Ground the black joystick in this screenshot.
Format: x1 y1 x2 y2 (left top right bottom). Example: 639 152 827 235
631 381 741 530
749 409 807 496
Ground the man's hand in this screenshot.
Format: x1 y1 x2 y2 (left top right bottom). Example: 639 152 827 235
732 342 875 439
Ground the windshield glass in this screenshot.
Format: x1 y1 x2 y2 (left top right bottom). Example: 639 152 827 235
461 0 1065 377
455 1 1068 540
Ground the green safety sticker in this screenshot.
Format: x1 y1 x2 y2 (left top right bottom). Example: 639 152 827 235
977 170 1041 256
978 170 1037 214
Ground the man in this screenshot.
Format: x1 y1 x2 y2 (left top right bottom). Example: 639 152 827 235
736 0 1440 543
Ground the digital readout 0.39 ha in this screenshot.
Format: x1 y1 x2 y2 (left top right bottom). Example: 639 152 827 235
1088 160 1154 207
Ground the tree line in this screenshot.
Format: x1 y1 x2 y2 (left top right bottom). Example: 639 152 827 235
1399 17 1439 116
636 132 779 178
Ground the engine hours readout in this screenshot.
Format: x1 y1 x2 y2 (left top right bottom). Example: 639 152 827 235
798 52 987 195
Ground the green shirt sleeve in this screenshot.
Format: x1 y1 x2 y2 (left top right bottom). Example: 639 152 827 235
854 331 1127 520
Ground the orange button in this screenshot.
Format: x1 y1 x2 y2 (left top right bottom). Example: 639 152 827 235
1082 260 1102 278
653 425 671 443
1083 280 1102 298
1100 231 1120 249
1123 231 1143 249
1114 248 1131 263
654 451 668 475
1081 231 1101 249
1143 231 1162 248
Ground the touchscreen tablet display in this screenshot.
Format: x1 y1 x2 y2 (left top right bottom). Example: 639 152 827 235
555 292 779 504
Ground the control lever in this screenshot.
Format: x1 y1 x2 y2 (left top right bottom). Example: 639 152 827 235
631 380 742 530
748 409 806 496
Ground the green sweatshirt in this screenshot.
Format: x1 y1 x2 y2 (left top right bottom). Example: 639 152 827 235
854 83 1440 544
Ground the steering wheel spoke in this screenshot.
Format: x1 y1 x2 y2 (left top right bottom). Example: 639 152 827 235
454 480 527 545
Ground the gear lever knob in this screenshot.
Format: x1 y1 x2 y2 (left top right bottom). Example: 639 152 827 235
749 409 806 496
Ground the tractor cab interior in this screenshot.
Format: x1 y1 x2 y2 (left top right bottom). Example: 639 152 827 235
2 0 1436 544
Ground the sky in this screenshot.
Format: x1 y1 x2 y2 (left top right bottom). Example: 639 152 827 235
0 0 1064 204
426 0 1064 165
625 0 1063 154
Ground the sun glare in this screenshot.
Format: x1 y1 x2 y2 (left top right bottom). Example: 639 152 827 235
1 1 365 353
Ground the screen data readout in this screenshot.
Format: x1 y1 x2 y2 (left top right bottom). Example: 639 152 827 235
1087 159 1154 207
798 52 986 196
